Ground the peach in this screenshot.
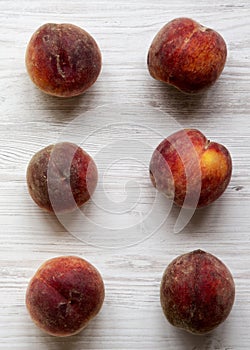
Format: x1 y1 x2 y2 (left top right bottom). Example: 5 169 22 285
26 142 98 213
147 17 227 93
26 23 102 97
160 250 235 334
149 129 232 208
26 256 105 337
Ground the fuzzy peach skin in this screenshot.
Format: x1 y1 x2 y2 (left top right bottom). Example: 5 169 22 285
26 142 98 214
147 17 227 93
149 129 232 208
26 256 105 337
26 23 102 97
160 250 235 334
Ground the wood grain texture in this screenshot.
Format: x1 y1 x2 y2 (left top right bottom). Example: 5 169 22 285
0 0 250 349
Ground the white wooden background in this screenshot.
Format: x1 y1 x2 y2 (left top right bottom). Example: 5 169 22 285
0 0 250 349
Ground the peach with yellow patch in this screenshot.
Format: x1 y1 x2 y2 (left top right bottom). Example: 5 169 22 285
149 129 232 208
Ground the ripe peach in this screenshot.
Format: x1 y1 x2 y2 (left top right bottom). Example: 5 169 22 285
149 129 232 208
147 17 227 93
160 250 235 334
26 142 98 213
26 23 102 97
26 256 105 337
